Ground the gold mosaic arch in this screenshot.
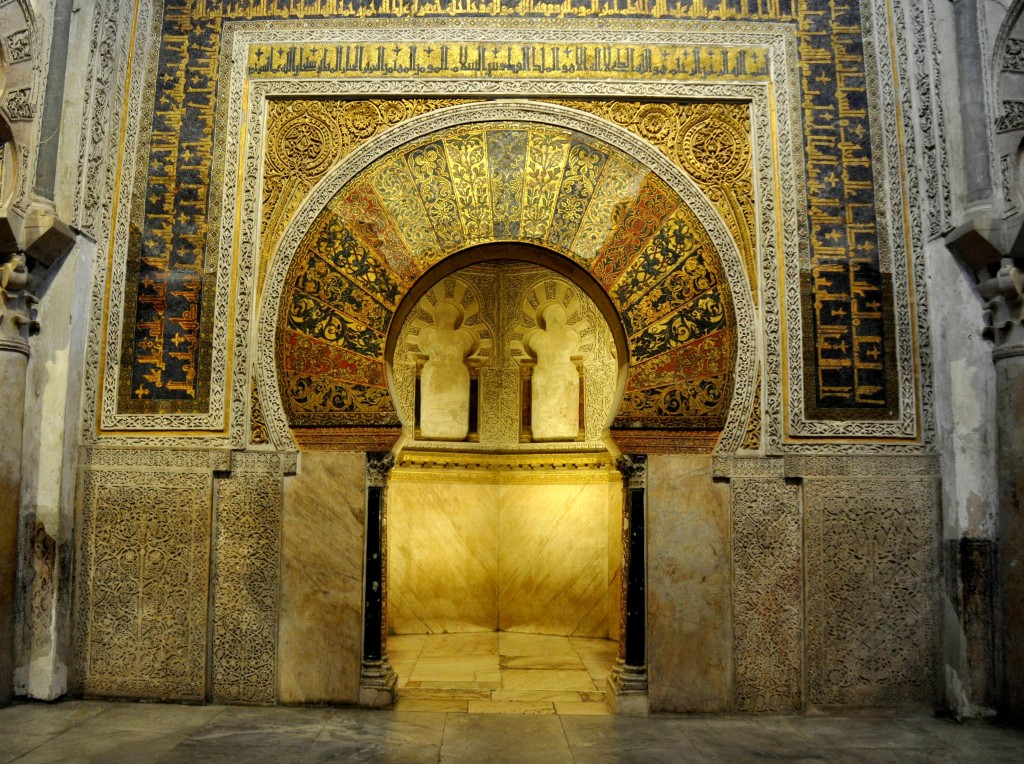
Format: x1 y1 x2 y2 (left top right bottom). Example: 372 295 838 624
270 111 745 449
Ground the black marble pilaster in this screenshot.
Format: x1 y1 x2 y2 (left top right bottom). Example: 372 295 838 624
608 454 648 713
362 482 384 663
624 483 646 668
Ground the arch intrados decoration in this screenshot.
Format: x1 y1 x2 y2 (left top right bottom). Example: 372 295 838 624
256 100 757 453
384 242 630 377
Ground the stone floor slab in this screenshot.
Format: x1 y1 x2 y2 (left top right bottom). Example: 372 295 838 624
2 700 1024 763
440 713 573 763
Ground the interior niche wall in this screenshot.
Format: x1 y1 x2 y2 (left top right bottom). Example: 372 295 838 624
387 464 622 639
387 260 624 640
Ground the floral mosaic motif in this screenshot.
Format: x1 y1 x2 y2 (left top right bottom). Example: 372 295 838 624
278 118 737 432
486 129 529 240
627 291 729 359
560 100 756 299
260 98 470 291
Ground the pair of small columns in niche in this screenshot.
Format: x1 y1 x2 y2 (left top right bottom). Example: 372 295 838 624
416 301 582 442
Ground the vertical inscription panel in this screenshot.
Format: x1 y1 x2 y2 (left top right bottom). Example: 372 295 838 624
73 469 211 701
212 458 283 704
731 478 801 712
805 478 939 707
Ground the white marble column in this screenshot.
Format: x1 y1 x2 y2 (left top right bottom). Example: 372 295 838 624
0 254 35 705
980 259 1024 717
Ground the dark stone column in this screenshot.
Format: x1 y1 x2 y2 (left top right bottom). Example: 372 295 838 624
945 538 998 710
0 254 35 705
359 452 397 708
608 454 648 714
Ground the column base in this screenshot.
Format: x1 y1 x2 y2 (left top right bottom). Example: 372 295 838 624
606 660 648 715
358 658 397 708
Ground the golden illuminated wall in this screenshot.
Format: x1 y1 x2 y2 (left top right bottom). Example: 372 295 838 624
387 457 622 639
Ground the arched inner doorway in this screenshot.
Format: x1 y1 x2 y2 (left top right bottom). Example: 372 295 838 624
258 102 755 711
383 249 627 710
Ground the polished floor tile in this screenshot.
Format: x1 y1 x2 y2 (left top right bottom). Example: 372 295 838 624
3 700 1024 763
499 669 598 692
393 631 615 714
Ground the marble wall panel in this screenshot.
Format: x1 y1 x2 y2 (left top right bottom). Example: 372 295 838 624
279 451 365 704
805 478 939 707
498 481 614 638
72 464 212 701
731 478 802 712
647 455 732 712
212 456 283 704
387 468 619 638
387 475 500 633
607 481 623 641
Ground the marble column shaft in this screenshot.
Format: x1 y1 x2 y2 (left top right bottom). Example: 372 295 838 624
0 255 33 706
359 453 396 708
0 348 26 705
996 344 1024 715
979 258 1024 717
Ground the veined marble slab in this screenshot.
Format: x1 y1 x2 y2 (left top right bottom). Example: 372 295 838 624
279 451 366 704
388 467 621 638
389 479 500 633
647 454 732 712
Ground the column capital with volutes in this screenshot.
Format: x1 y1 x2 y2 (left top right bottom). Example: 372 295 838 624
0 252 38 357
980 258 1024 359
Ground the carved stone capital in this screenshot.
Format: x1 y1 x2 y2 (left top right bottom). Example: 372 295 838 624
0 252 37 356
366 452 395 488
615 453 647 490
979 258 1024 352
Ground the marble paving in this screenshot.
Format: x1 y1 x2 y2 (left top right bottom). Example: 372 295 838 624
2 699 1024 763
389 633 615 715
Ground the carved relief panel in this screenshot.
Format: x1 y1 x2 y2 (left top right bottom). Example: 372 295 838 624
72 450 220 701
392 261 617 451
805 477 939 706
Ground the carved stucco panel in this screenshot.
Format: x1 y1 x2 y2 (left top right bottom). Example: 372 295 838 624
731 477 801 712
805 477 939 707
212 465 283 704
72 467 211 701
